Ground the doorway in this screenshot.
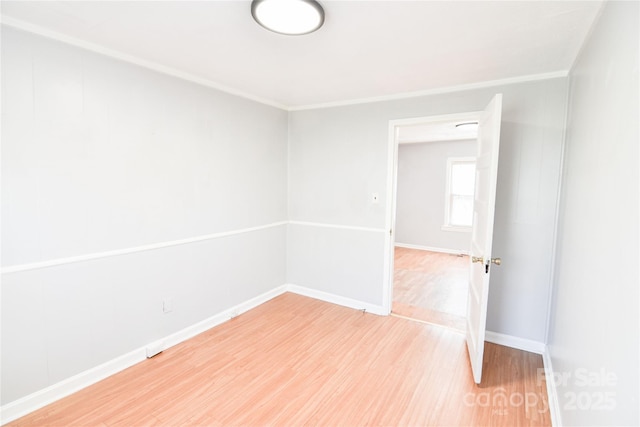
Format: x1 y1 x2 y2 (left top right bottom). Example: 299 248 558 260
383 112 480 331
392 247 469 330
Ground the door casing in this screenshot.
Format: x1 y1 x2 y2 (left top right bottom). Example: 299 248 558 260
383 111 482 314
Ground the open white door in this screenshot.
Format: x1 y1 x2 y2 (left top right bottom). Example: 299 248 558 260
466 94 502 384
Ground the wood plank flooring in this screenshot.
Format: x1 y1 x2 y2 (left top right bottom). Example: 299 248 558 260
393 247 469 331
8 293 550 426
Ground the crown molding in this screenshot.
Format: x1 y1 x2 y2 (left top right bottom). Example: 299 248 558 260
289 70 569 111
0 16 288 111
2 15 569 113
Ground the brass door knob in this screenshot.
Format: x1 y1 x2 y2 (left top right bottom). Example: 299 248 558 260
471 256 484 264
491 258 502 266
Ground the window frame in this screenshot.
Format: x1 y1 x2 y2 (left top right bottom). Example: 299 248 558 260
442 156 476 232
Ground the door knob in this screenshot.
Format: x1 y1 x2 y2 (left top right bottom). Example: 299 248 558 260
491 257 502 266
471 256 484 264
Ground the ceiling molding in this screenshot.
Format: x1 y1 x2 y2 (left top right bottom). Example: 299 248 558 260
0 16 289 111
1 15 569 113
288 70 569 111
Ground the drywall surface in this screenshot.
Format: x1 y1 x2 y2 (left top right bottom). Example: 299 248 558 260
1 26 288 404
395 140 476 252
548 1 639 425
288 77 568 341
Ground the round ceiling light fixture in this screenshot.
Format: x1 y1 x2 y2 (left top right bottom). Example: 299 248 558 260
455 122 479 131
251 0 325 36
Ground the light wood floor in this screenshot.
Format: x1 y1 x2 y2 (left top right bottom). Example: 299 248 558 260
393 247 469 331
9 293 550 426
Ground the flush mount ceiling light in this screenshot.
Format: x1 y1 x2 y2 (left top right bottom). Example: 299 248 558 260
251 0 324 35
455 122 479 131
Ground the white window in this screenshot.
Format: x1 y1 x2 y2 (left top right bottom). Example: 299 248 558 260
443 157 476 231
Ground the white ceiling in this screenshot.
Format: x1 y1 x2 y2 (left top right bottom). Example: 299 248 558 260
1 1 603 109
398 119 479 144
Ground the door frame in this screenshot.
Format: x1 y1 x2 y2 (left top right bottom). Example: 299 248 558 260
382 111 482 315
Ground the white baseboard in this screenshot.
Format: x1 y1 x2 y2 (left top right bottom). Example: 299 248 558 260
485 332 561 425
162 285 287 350
1 285 552 425
394 242 469 256
0 285 288 425
0 347 147 425
484 331 546 354
542 346 562 427
286 284 387 316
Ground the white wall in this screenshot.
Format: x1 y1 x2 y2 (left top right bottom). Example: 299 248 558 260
288 77 568 343
4 10 610 416
1 27 288 405
548 2 639 425
395 140 476 253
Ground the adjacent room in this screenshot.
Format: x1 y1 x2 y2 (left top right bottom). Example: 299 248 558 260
392 119 478 330
1 1 637 426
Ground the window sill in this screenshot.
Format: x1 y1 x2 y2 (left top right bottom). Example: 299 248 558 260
441 225 472 233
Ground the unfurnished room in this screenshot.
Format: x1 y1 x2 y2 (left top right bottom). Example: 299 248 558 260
1 1 638 426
